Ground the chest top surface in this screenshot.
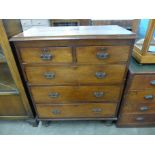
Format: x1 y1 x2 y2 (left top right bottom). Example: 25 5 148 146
129 57 155 74
9 25 136 41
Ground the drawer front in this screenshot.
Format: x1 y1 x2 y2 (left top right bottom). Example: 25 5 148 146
130 75 155 90
31 86 121 103
118 114 155 126
76 46 130 64
122 102 155 114
126 90 155 103
36 103 117 118
19 47 72 63
25 64 126 85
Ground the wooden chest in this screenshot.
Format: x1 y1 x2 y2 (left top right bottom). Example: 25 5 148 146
117 57 155 127
10 25 135 121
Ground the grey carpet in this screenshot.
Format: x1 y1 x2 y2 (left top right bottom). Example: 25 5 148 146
0 120 155 135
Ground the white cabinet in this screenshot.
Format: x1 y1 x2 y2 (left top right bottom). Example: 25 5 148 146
20 19 50 31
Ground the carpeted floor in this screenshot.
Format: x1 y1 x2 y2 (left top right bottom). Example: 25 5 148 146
0 120 155 135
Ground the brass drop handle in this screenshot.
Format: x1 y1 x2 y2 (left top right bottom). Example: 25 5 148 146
96 52 109 59
44 72 55 79
144 95 154 100
40 53 53 60
136 116 144 121
92 108 102 113
49 92 60 98
52 109 61 115
150 80 155 85
140 106 149 111
94 92 104 98
95 72 106 79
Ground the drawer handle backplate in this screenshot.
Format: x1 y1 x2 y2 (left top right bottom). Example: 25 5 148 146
140 106 149 111
92 108 102 113
44 72 55 79
144 95 154 100
136 116 144 121
40 53 53 60
40 48 53 61
95 72 106 79
52 109 61 115
94 92 104 98
96 52 109 59
49 92 60 98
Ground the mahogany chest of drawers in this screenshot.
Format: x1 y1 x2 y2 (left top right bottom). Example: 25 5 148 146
117 57 155 127
10 26 135 122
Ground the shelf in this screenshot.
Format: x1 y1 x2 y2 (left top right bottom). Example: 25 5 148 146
0 90 19 95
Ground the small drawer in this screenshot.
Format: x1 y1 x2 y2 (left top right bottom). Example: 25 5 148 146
122 102 155 114
76 46 130 64
19 47 72 64
126 90 155 104
118 114 155 126
36 103 117 118
30 85 121 103
130 75 155 90
25 64 126 85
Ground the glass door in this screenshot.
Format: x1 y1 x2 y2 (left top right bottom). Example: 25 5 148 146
0 45 18 95
135 19 155 54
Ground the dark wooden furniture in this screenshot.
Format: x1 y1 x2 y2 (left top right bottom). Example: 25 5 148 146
50 19 91 26
117 57 155 127
92 19 139 33
0 20 37 125
10 25 135 124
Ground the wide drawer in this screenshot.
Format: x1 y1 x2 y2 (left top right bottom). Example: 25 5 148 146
36 103 117 118
25 64 126 85
126 90 155 103
19 47 72 63
118 114 155 126
76 46 130 64
30 85 122 103
122 102 155 114
130 75 155 90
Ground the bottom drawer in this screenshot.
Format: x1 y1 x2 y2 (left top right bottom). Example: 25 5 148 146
117 114 155 127
36 103 117 118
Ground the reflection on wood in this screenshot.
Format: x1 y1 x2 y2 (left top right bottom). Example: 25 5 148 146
0 47 6 63
0 63 17 91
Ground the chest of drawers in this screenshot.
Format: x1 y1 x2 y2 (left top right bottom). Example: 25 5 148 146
10 25 135 122
117 58 155 127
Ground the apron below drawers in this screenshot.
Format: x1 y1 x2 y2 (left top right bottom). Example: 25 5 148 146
36 103 117 118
